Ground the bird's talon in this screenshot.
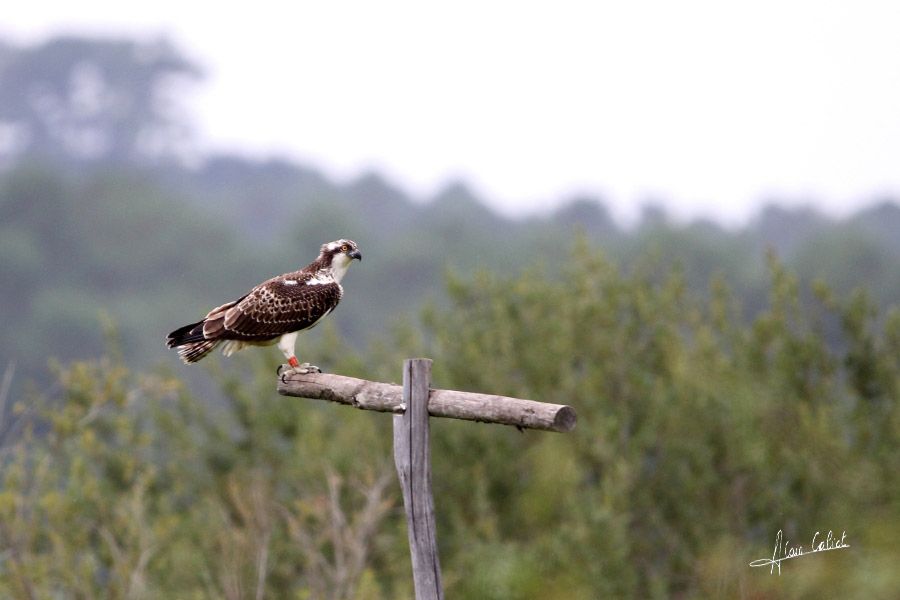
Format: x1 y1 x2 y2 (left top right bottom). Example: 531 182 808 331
276 364 285 376
279 364 321 380
296 362 321 375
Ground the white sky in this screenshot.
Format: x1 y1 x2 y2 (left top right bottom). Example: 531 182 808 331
4 1 900 224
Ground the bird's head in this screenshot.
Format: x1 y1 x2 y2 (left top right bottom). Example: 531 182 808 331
318 239 362 281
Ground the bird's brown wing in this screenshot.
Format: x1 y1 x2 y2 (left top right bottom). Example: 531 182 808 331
205 277 343 342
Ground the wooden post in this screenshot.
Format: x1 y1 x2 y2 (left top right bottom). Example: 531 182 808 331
393 359 444 600
277 359 578 597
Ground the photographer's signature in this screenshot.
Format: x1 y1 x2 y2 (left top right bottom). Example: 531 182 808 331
749 529 849 574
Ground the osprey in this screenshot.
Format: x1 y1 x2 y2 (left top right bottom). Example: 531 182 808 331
166 239 362 376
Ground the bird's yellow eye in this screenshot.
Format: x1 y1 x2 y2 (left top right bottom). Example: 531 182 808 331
341 244 349 252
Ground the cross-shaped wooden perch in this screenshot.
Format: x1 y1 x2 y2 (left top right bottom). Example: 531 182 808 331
277 358 577 600
277 364 576 433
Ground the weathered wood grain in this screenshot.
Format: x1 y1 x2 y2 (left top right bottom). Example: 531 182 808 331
393 359 444 600
277 369 577 433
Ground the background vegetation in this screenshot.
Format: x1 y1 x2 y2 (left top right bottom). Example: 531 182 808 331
0 35 898 598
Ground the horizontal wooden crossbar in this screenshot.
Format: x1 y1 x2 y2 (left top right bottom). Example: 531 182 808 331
277 369 576 433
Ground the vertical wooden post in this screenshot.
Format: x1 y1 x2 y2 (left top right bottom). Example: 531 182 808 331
393 359 444 600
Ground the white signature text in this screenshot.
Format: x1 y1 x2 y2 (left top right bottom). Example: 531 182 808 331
749 529 849 574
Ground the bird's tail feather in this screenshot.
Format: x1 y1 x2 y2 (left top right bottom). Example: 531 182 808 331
167 319 219 364
176 339 220 364
167 297 247 364
166 320 207 348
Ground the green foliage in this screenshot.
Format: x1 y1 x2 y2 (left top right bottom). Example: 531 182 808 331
1 245 897 598
0 347 405 599
420 243 899 598
0 164 269 373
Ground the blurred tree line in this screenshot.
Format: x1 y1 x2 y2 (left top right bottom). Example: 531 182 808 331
1 34 899 598
2 36 900 380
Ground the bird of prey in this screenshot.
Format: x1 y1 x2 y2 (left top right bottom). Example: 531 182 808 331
166 239 362 377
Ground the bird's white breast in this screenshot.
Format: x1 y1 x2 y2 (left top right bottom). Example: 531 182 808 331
307 273 334 285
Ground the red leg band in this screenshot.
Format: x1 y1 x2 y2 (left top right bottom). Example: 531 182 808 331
288 356 299 368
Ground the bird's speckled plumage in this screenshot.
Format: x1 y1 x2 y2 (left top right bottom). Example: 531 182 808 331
166 239 361 364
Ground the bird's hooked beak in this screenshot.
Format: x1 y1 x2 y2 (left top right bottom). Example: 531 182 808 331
349 249 362 261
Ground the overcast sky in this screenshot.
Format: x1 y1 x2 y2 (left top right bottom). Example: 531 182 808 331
4 1 900 223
